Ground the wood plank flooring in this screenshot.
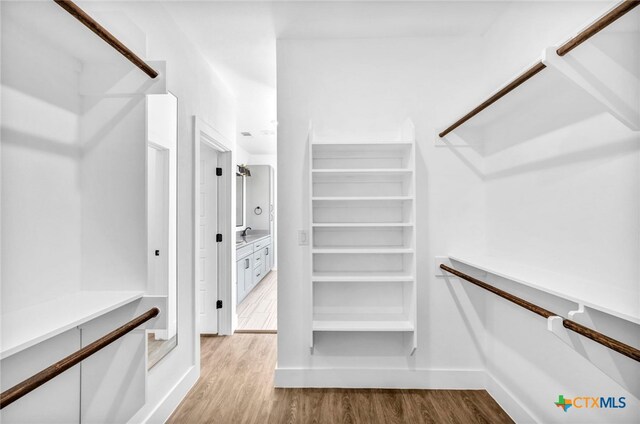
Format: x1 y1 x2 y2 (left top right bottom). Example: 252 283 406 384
147 333 177 370
168 334 514 424
236 271 277 331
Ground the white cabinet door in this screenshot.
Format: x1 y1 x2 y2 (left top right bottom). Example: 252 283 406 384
243 256 254 296
264 244 273 272
236 259 246 304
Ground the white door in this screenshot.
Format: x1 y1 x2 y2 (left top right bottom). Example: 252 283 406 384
199 143 219 333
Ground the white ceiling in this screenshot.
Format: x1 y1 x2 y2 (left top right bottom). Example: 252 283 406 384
166 1 515 155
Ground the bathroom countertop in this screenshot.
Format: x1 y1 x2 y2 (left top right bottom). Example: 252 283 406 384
235 233 270 248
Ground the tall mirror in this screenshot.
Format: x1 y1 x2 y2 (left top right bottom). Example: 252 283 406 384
146 93 178 369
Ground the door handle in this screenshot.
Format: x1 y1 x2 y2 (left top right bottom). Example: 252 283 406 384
245 258 250 269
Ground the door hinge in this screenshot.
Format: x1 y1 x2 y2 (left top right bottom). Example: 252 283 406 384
216 300 223 309
216 233 223 242
216 167 222 176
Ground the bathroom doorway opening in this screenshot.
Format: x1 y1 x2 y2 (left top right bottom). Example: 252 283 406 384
235 164 277 333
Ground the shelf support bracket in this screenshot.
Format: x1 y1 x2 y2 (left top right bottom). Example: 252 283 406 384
542 46 640 131
548 308 640 398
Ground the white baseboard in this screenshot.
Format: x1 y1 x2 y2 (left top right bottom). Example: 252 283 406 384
128 365 199 424
274 367 486 389
485 372 539 424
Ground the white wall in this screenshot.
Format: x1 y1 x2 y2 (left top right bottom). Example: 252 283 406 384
251 155 277 269
236 143 253 166
246 165 271 232
1 11 83 312
276 2 639 423
78 3 237 422
277 35 488 372
478 2 639 423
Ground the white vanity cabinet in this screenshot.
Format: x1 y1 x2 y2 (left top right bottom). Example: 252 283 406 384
236 235 273 304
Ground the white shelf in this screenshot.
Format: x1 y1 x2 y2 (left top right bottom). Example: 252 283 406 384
312 196 413 201
312 168 412 175
312 222 413 227
312 271 414 282
313 320 414 332
1 290 145 359
313 247 413 254
312 141 413 146
448 254 640 325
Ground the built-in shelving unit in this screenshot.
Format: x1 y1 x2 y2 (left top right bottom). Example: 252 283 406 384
308 121 417 354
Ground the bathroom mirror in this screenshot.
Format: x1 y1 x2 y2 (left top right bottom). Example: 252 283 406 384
236 174 244 227
146 93 178 369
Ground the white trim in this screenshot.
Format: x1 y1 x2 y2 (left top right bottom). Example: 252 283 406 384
485 372 539 424
193 116 234 339
274 367 486 389
127 365 199 424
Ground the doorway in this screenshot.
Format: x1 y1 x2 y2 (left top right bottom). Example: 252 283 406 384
235 164 277 333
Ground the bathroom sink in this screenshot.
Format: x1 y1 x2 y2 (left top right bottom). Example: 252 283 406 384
242 235 267 243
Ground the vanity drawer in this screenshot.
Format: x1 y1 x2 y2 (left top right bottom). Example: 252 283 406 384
237 244 253 260
253 236 271 251
253 249 265 269
253 260 266 286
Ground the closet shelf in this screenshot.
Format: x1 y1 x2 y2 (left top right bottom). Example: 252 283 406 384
312 223 413 227
448 254 640 325
312 272 414 282
313 247 413 254
312 141 413 147
312 168 412 175
0 290 145 359
438 0 640 138
312 196 413 201
312 320 415 332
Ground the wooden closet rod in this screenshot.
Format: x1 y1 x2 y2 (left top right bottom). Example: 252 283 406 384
53 0 159 78
439 264 556 318
0 307 160 410
440 264 640 363
557 0 640 56
438 0 639 138
438 61 546 138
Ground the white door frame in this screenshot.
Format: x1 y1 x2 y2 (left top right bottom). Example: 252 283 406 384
193 116 234 338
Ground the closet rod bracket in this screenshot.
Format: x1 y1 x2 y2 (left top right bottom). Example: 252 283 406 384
542 46 640 130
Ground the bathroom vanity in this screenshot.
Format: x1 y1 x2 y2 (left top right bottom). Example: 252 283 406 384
236 234 273 304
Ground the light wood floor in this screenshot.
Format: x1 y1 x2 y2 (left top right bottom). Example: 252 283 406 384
147 333 176 370
236 271 277 331
168 334 514 424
